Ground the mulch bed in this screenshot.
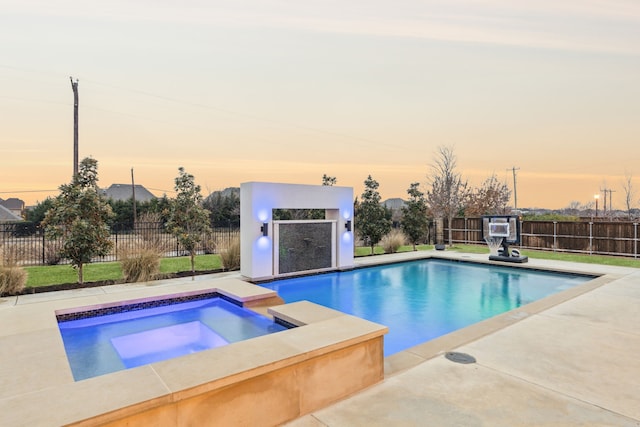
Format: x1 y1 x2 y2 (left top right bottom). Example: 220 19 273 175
3 269 226 297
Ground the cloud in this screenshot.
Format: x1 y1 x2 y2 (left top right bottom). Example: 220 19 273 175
6 0 639 55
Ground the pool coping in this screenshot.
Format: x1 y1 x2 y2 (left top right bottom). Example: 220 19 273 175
287 251 640 425
1 250 637 425
0 277 388 426
350 250 632 375
384 269 615 376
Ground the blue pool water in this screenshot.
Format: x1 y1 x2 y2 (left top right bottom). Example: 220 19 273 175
261 259 592 356
58 297 288 381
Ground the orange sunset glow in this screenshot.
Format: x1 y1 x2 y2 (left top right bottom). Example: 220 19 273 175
1 1 639 210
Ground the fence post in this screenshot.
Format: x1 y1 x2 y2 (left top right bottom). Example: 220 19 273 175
464 218 468 244
115 230 118 261
42 232 46 265
553 221 557 252
634 223 638 259
589 222 593 255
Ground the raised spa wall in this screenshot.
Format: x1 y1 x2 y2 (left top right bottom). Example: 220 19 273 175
53 279 388 426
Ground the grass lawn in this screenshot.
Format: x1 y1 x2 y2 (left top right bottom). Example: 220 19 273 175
22 243 638 289
447 244 640 268
25 255 224 288
355 244 432 257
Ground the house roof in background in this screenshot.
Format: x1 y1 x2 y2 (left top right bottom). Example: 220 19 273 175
0 204 22 222
101 184 157 202
382 198 406 210
0 197 25 210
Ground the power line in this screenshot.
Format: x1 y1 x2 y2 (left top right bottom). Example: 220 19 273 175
81 78 404 152
0 189 57 194
147 187 175 195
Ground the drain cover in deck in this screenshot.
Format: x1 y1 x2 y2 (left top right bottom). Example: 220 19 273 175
445 352 476 364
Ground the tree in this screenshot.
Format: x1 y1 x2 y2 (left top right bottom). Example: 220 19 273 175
356 175 392 254
401 183 429 250
465 174 511 216
562 201 582 217
25 197 55 226
426 145 469 246
42 157 114 284
203 189 240 227
322 174 337 186
165 167 212 279
108 199 135 229
622 172 636 220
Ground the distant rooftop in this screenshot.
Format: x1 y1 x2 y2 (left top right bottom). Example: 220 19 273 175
0 197 25 211
382 198 406 210
101 184 157 202
0 204 22 222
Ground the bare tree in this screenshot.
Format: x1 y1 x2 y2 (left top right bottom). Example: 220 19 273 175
426 145 469 246
563 201 582 217
622 172 636 220
465 174 511 216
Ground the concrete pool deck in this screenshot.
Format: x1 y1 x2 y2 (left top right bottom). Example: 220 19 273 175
1 251 639 426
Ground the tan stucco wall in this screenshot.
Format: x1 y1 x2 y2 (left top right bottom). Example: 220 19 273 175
93 337 383 427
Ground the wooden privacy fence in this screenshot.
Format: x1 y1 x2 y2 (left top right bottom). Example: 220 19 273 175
444 218 639 258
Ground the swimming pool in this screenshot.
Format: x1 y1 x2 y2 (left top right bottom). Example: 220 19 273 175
261 259 593 356
58 294 289 381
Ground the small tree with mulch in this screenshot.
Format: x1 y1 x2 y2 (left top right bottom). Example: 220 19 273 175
165 167 211 279
42 157 114 285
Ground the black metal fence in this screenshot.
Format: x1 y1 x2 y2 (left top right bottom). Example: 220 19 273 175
443 218 639 258
0 222 240 266
4 217 639 266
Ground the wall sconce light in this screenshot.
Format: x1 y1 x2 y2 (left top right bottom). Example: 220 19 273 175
261 222 269 237
345 220 352 232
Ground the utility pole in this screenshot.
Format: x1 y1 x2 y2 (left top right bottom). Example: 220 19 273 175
131 168 137 229
508 167 520 210
608 189 616 214
600 187 608 215
70 77 79 177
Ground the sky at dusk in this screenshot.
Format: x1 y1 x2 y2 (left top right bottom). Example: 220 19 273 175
1 0 639 210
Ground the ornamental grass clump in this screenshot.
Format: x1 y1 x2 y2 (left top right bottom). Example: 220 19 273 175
381 229 407 254
219 236 240 271
119 240 164 283
120 213 169 283
0 244 27 295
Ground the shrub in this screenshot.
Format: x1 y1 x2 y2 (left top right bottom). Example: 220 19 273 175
44 241 63 265
134 212 166 248
219 236 240 271
0 243 23 264
380 229 407 254
201 233 217 255
0 266 27 295
0 244 27 295
119 238 165 283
